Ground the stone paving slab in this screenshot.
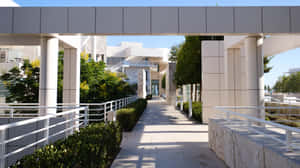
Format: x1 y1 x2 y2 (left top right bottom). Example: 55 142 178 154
111 97 227 168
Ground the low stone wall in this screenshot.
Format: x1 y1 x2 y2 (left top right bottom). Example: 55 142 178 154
209 119 300 168
0 117 66 166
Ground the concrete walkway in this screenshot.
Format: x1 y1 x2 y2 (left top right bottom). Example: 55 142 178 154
111 97 227 168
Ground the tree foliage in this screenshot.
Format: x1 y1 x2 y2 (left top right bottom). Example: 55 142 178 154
264 56 273 73
1 52 136 103
0 60 39 103
174 36 223 86
273 72 300 93
169 44 182 62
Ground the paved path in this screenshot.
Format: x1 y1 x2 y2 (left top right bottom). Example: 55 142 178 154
111 98 227 168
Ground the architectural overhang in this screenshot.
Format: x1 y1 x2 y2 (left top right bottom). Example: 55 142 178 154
0 7 300 35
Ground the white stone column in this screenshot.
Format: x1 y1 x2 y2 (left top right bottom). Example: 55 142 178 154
39 38 59 116
244 37 265 119
63 48 80 105
63 48 80 134
166 62 176 106
138 69 147 98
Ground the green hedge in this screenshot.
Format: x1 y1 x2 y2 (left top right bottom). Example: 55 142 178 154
11 122 122 168
117 99 147 131
177 101 202 123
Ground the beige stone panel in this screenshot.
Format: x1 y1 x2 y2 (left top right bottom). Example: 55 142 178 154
203 74 221 90
202 90 220 107
202 56 220 73
202 41 220 57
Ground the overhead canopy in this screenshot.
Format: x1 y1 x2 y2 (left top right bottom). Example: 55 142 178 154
0 7 300 35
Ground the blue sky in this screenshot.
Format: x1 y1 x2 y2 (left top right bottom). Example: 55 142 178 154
14 0 300 87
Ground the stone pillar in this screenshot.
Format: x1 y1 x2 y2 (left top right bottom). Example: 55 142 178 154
244 37 265 119
39 38 59 115
166 62 176 106
63 48 80 105
138 69 146 98
63 48 80 134
201 41 224 123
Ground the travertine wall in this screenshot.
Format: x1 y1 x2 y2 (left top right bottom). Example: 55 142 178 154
209 119 300 168
201 41 225 123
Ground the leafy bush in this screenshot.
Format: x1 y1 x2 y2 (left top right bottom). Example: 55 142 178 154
11 122 122 168
179 101 202 123
117 99 147 131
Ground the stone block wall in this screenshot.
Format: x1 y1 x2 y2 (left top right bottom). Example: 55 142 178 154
209 119 300 168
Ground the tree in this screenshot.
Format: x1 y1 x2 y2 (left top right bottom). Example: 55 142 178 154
0 60 39 103
169 44 182 62
273 72 300 93
1 52 136 103
264 56 273 73
174 36 224 101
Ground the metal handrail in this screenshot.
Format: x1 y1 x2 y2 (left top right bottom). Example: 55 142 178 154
0 96 138 168
215 106 300 152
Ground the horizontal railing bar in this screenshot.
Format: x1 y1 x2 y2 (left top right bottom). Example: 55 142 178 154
3 116 82 144
0 107 86 130
216 108 300 133
4 123 82 159
217 106 300 110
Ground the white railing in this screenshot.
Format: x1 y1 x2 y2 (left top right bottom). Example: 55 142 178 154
0 96 137 122
215 106 300 153
0 96 137 168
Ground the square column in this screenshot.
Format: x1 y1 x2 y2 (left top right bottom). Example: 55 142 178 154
138 69 147 98
39 38 59 115
201 41 224 123
63 48 80 105
166 62 176 106
244 36 264 119
63 48 80 134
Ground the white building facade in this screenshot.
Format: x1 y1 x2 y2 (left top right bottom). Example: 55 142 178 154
106 42 169 97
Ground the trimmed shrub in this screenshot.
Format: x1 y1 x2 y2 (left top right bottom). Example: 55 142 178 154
180 101 202 123
11 122 122 168
117 99 147 131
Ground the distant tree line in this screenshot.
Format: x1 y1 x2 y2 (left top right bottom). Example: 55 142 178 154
273 72 300 93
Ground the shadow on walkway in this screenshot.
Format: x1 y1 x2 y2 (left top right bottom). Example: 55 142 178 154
111 98 227 168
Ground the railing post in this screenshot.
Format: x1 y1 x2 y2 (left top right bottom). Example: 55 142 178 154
0 129 6 168
180 98 183 111
286 130 293 152
84 107 89 127
226 112 230 121
113 102 117 122
9 109 13 118
44 118 50 145
104 104 107 124
188 96 192 118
